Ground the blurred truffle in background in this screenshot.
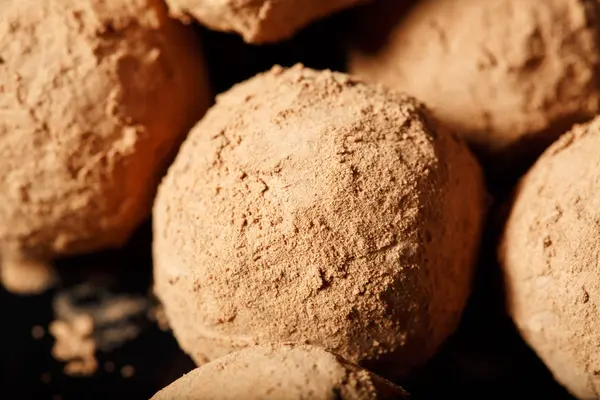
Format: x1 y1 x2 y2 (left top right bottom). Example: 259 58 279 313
348 0 600 185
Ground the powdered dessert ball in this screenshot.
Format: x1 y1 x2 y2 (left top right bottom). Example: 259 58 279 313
0 0 209 293
151 344 408 400
499 116 600 399
166 0 366 43
348 0 600 174
154 65 486 376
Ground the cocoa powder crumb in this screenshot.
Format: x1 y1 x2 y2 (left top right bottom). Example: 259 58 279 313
148 304 170 331
0 256 56 295
53 284 152 352
104 361 115 373
121 365 135 378
49 314 98 376
40 372 51 384
31 325 45 340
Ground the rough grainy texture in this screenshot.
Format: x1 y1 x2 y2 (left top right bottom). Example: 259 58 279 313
0 0 210 285
151 344 409 400
348 0 600 175
499 116 600 399
166 0 366 43
154 65 486 377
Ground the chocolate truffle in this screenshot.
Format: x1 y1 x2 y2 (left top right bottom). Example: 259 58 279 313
348 0 600 175
500 116 600 399
0 0 210 293
151 344 409 400
166 0 366 43
153 65 486 377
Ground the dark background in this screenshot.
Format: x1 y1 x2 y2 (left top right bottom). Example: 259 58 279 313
0 7 576 400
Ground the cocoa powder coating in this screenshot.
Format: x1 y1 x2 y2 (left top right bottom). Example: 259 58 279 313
0 0 210 277
153 65 486 376
499 116 600 399
165 0 366 43
151 344 408 400
348 0 600 175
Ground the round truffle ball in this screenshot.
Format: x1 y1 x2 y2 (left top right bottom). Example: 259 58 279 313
166 0 367 43
151 344 409 400
499 116 600 399
153 65 486 376
0 0 210 285
348 0 600 177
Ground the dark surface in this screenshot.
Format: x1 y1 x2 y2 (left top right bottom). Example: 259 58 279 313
0 223 196 400
0 10 577 400
197 12 349 96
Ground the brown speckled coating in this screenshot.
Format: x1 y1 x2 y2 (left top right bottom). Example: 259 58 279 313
153 65 486 377
500 116 600 399
151 344 409 400
0 0 209 279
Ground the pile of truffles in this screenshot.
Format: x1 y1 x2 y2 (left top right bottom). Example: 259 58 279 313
2 0 600 398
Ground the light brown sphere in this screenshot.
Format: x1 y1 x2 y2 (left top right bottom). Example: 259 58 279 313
151 344 409 400
153 65 486 377
0 0 209 279
348 0 600 175
499 116 600 399
166 0 366 43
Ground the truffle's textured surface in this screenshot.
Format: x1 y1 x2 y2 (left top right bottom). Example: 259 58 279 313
0 0 209 268
151 344 409 400
499 116 600 399
166 0 366 43
154 65 486 376
348 0 600 173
